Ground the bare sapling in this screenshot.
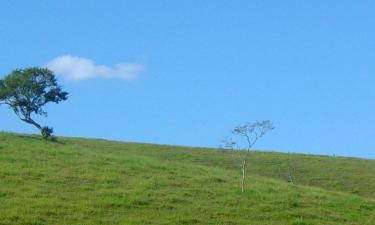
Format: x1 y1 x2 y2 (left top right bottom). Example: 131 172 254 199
222 120 274 193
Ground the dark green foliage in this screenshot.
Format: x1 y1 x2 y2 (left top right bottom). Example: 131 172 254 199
41 127 54 140
0 68 67 139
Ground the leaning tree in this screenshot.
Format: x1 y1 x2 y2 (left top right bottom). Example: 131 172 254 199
0 67 68 139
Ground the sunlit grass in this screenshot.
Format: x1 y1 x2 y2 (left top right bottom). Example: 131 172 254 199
0 132 374 224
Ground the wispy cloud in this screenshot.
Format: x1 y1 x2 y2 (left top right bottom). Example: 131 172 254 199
46 55 143 81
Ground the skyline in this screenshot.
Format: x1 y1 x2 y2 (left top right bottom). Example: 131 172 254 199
1 1 374 159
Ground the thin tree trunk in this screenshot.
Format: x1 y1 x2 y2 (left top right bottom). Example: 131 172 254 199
287 165 294 183
241 159 246 193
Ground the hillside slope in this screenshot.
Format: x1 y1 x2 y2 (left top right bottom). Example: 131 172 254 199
0 132 374 225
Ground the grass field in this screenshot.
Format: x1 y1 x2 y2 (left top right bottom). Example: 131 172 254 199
0 132 374 224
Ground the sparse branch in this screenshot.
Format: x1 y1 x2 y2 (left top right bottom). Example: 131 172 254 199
224 120 274 193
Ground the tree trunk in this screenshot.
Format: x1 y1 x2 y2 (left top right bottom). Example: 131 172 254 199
22 117 42 132
241 159 246 193
287 165 294 183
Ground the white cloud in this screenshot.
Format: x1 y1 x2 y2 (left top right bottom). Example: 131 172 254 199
46 55 143 81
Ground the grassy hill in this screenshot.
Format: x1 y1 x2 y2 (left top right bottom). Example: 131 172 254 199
0 132 374 225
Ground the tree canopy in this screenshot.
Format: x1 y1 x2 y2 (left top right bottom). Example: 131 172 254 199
0 67 68 139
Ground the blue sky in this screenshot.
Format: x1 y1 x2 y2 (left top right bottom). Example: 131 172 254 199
1 1 374 159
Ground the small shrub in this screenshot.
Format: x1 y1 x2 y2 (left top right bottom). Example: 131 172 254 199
41 127 53 140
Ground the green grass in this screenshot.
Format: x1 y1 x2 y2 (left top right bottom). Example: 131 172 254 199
0 132 374 224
